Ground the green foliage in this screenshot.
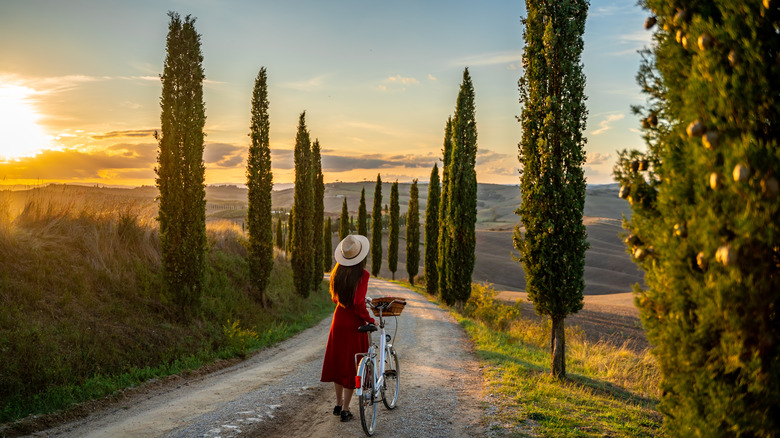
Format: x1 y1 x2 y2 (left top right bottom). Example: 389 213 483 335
339 197 349 240
613 1 780 435
371 174 383 276
388 180 400 279
312 139 325 289
406 179 420 285
222 319 260 355
275 217 283 249
358 187 368 238
246 66 273 304
291 112 314 298
323 217 332 272
462 283 521 332
514 0 589 379
156 12 208 318
443 68 478 306
438 118 453 297
425 164 440 295
286 211 292 254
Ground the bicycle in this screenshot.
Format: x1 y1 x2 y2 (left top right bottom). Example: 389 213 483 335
354 296 405 436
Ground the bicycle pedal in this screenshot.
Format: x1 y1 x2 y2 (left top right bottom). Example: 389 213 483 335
384 370 397 378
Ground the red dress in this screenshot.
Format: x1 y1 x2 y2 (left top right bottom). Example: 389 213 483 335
321 270 375 389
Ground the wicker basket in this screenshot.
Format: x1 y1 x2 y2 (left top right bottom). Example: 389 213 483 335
370 296 406 317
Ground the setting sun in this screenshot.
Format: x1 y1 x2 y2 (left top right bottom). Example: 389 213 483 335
0 83 52 161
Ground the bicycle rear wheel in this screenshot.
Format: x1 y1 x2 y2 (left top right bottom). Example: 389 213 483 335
381 347 399 409
358 358 377 436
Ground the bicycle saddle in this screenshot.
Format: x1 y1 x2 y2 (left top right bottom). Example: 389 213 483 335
358 323 378 332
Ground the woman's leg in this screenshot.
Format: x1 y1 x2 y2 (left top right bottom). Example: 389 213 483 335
334 383 344 406
342 388 354 411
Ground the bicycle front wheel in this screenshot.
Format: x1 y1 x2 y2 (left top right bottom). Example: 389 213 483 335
381 347 399 409
358 357 377 436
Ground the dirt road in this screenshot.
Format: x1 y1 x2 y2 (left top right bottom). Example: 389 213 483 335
40 279 485 438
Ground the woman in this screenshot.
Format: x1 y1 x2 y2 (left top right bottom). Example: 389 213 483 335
320 234 375 422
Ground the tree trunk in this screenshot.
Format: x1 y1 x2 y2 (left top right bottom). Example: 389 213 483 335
551 315 566 379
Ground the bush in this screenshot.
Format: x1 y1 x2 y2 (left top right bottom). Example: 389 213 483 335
461 283 521 331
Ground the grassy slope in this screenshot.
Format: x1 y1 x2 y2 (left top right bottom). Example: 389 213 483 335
0 193 332 424
403 280 662 437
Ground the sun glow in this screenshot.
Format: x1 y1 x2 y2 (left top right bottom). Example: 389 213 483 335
0 83 53 161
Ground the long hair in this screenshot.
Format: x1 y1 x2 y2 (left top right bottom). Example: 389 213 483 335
330 260 365 308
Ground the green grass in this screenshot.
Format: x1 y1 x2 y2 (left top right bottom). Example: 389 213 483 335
0 195 333 427
403 279 663 437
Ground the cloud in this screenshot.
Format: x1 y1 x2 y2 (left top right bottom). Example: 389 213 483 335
91 129 157 140
586 152 613 165
591 113 625 135
427 74 437 81
379 75 420 92
323 152 437 172
280 75 326 91
610 30 653 56
590 4 637 18
204 143 244 167
455 51 523 67
387 75 419 85
476 149 517 177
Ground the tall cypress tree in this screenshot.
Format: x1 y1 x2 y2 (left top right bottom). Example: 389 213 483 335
286 212 292 255
339 198 349 240
156 12 207 318
371 174 383 276
291 112 314 298
613 1 780 434
275 217 283 250
358 187 368 238
425 163 440 295
514 0 589 379
388 180 400 280
246 66 273 306
443 68 478 307
406 179 420 285
437 118 454 298
312 139 325 289
323 216 333 272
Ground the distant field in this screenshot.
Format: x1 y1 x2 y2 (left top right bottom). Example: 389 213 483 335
3 182 641 295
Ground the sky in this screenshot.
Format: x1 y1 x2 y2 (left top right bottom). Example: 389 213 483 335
0 0 651 188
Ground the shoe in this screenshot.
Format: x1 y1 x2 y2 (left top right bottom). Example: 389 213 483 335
340 410 353 422
332 405 342 416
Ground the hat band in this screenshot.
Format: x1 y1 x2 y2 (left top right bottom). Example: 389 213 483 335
341 241 362 261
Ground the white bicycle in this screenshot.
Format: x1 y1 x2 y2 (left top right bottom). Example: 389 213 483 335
355 296 405 436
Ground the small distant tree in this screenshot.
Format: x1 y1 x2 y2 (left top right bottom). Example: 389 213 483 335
312 139 325 289
291 112 314 298
425 163 440 295
437 118 454 298
358 187 368 238
323 217 333 272
156 12 207 318
246 66 273 306
275 217 283 249
612 1 780 434
339 198 349 240
388 181 400 280
514 0 589 379
406 179 420 285
371 174 383 276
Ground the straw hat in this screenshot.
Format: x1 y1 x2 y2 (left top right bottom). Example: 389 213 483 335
335 234 370 266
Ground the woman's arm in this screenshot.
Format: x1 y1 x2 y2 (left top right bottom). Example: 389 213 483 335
353 270 375 324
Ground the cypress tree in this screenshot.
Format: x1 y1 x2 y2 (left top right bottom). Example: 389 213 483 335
358 187 368 238
286 212 292 255
443 68 478 307
312 139 325 289
339 198 349 240
291 112 314 298
406 179 420 285
514 0 589 379
156 12 207 318
246 66 273 306
323 216 333 272
425 163 440 295
437 118 454 299
613 1 780 434
388 180 400 280
275 217 283 249
371 174 383 276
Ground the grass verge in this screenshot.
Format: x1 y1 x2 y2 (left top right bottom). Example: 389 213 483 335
400 279 663 437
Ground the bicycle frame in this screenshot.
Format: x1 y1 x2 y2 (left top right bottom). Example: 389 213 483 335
354 299 395 398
